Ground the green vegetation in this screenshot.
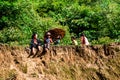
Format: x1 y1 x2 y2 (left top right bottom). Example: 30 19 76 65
18 63 27 73
0 69 16 80
0 0 120 45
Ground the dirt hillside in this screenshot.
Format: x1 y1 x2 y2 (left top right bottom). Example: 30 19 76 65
0 43 120 80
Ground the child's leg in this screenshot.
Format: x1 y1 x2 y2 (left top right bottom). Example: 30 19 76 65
36 46 43 57
28 47 36 58
31 47 36 55
38 46 42 51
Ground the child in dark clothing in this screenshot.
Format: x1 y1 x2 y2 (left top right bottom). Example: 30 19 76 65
29 33 42 57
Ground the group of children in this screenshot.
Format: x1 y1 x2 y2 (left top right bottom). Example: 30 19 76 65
71 33 90 46
29 32 89 57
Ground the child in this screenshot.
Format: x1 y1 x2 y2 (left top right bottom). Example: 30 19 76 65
80 33 90 46
29 33 41 57
44 32 53 52
71 36 78 45
54 35 61 45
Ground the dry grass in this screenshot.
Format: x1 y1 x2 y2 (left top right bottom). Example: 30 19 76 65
0 43 120 80
18 64 27 74
0 69 16 80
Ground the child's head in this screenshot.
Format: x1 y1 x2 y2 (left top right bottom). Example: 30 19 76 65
47 35 51 38
32 33 37 39
46 32 51 38
81 33 85 36
46 32 51 36
57 35 61 39
71 36 76 40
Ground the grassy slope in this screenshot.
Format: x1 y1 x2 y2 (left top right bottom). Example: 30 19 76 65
0 43 120 80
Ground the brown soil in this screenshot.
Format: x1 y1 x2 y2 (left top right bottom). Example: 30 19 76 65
0 43 120 80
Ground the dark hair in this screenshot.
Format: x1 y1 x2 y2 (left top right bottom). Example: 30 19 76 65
71 36 76 40
81 33 85 36
32 33 37 39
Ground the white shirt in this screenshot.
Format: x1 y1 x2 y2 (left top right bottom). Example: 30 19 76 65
85 37 90 45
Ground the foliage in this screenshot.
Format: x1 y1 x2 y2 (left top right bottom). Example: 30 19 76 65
36 0 120 42
0 1 20 30
0 0 120 45
92 37 114 44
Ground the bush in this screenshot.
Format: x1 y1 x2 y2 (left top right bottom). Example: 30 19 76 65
0 0 119 45
92 37 114 45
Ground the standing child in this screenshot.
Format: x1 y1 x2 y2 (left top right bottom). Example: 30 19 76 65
80 33 90 46
71 36 78 45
